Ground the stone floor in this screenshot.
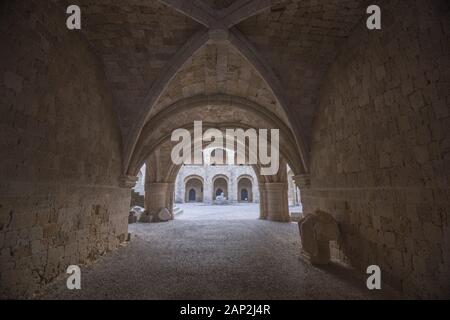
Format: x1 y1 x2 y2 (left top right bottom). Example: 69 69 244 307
40 204 398 300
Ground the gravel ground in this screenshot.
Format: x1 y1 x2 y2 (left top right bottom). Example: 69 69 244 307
40 204 397 300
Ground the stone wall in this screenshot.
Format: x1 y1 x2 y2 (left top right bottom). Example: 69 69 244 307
0 0 129 298
303 0 450 299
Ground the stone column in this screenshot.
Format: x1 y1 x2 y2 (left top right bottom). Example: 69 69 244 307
258 183 268 219
167 183 175 217
264 182 290 222
141 182 171 222
229 171 237 203
253 179 259 203
175 176 184 203
204 169 213 204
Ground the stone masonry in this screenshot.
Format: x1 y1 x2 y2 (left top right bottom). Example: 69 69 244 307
302 0 450 299
0 0 448 299
0 0 130 298
175 165 260 204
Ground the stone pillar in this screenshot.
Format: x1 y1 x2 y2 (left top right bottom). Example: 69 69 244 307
141 182 171 223
258 183 268 219
253 179 259 203
120 175 138 228
229 171 237 203
167 183 175 216
204 169 213 204
175 176 184 203
265 182 290 222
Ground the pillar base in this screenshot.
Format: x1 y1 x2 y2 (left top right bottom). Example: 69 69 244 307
139 211 153 223
144 182 174 223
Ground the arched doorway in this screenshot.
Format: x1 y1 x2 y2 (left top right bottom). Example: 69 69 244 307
212 175 229 201
237 176 253 202
241 189 249 201
185 176 204 202
188 189 196 201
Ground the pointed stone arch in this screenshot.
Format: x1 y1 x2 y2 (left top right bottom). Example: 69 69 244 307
123 2 311 177
123 29 210 172
126 95 304 177
237 174 254 202
184 175 204 202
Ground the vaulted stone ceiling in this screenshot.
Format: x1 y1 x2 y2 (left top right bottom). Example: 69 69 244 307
150 43 289 124
129 96 302 176
237 0 368 144
67 0 369 172
69 0 201 135
201 0 237 10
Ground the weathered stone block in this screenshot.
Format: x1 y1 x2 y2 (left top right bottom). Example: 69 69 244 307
298 210 340 265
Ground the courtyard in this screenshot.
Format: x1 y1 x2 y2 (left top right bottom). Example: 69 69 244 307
178 203 261 220
177 202 302 220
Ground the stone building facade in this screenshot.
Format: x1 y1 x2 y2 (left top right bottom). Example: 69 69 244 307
132 149 301 206
175 164 260 204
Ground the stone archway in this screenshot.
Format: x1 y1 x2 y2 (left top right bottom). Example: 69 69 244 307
133 126 292 222
212 175 229 201
184 176 204 202
237 175 253 202
127 95 305 179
